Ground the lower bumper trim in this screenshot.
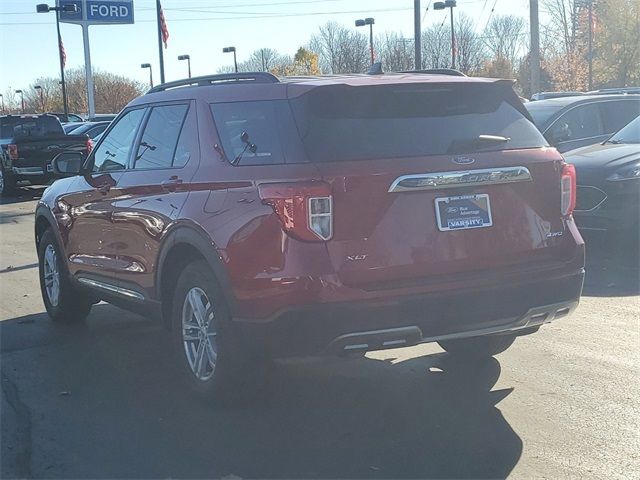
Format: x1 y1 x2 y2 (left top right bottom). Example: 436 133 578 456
325 299 579 355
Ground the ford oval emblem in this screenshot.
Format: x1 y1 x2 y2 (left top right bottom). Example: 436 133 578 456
453 156 475 165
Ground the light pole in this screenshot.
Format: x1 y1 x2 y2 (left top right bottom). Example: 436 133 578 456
223 46 238 73
34 85 44 112
15 90 25 113
0 94 4 114
178 54 191 78
434 0 457 70
36 3 77 121
141 63 154 88
355 17 376 65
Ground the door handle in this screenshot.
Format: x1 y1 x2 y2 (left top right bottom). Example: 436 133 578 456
97 184 111 195
161 177 183 192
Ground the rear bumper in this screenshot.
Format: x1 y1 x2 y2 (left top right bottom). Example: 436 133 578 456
238 269 584 357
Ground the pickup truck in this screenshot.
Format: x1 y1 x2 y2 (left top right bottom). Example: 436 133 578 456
0 114 90 196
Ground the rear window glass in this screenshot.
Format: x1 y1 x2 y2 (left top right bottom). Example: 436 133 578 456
290 84 548 162
0 116 61 138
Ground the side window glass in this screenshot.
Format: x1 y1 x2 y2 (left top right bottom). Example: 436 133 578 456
210 101 286 165
600 101 640 134
550 104 603 143
92 109 145 172
173 105 197 168
134 104 189 170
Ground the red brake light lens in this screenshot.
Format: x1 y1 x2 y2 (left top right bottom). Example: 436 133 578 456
561 163 576 216
258 181 333 242
86 138 94 155
7 144 18 160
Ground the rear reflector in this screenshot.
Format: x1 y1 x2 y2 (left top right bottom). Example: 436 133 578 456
258 181 333 242
561 163 576 216
7 144 18 160
86 138 94 155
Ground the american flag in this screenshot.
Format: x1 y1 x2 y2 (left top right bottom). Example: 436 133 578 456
159 2 169 49
59 33 66 69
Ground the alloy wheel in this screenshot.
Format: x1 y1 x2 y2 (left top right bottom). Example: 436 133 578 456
181 287 218 381
43 244 60 307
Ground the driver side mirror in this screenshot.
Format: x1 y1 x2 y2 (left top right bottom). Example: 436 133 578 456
51 151 85 176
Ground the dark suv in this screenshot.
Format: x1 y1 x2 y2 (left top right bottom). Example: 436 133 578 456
36 72 585 399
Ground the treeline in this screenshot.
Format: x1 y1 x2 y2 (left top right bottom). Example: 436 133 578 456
3 68 145 115
219 0 640 97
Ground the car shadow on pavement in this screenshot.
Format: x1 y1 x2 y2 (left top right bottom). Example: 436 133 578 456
0 186 47 206
1 305 522 479
583 250 640 297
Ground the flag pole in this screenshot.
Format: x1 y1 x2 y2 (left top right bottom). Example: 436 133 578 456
55 9 69 119
156 0 166 84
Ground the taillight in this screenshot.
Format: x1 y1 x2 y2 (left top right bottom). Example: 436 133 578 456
561 163 576 216
86 138 94 155
258 181 333 242
7 144 18 160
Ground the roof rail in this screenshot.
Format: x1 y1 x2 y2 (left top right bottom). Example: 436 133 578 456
400 68 466 77
147 72 280 94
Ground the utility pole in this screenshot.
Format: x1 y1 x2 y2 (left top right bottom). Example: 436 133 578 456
414 0 422 69
530 0 540 96
587 0 593 91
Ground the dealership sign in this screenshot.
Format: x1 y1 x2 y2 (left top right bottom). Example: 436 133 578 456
59 0 134 25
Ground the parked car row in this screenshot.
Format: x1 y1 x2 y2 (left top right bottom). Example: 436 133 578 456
0 114 92 196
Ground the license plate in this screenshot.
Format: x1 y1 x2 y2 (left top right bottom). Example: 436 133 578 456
435 194 493 231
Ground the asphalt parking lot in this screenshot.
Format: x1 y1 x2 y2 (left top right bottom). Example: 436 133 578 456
1 187 638 479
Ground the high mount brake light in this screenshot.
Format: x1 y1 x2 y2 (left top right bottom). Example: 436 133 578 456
258 181 333 242
561 163 576 216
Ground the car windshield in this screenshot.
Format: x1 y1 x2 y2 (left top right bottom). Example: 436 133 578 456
607 115 640 144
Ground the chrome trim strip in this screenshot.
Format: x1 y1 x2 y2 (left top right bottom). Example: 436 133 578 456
77 277 145 301
388 166 532 193
575 185 608 212
13 167 45 175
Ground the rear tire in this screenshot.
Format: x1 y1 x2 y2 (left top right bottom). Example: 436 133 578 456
0 165 17 197
438 334 517 359
171 260 268 404
38 229 93 323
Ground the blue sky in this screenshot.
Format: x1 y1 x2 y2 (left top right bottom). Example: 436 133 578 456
0 0 532 93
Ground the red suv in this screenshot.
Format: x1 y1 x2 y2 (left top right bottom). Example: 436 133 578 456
36 72 585 399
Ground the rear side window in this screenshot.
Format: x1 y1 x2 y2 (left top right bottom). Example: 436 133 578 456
211 101 303 165
548 103 604 143
599 100 640 134
134 104 189 170
289 83 548 162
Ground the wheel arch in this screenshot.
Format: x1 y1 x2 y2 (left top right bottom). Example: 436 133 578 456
156 224 236 329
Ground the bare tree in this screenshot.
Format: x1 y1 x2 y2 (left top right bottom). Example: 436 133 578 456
482 15 526 68
308 21 369 74
218 48 292 74
455 13 488 75
377 32 414 71
421 22 450 69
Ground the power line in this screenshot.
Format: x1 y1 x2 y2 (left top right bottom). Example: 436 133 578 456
483 0 499 31
0 6 414 26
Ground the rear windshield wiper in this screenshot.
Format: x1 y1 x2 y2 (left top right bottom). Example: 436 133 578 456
448 135 510 154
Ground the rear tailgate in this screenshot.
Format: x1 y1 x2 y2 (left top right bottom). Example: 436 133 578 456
288 80 576 289
13 134 88 170
315 149 571 289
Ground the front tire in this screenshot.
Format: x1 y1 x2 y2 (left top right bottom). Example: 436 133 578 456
171 260 267 403
0 165 17 197
438 334 517 359
38 229 93 323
